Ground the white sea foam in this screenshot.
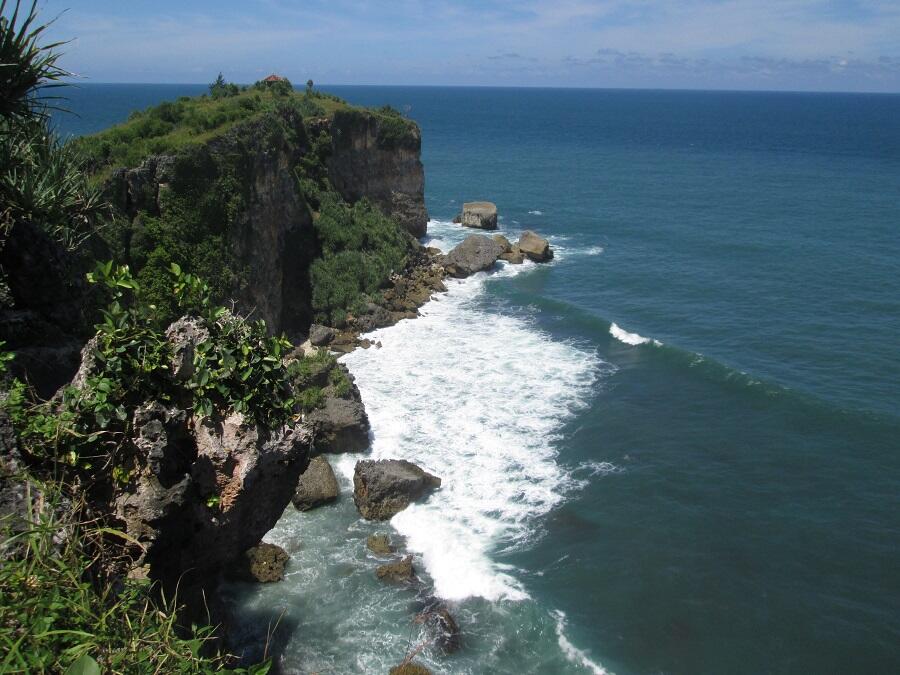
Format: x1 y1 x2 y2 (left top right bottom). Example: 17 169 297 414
337 230 602 602
528 210 544 215
585 246 605 256
553 610 614 675
609 322 661 347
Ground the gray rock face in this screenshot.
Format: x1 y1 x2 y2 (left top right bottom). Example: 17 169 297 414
165 317 210 381
306 371 371 454
308 323 335 346
461 202 498 230
292 455 339 511
517 230 554 262
440 235 503 278
353 459 441 520
328 110 429 237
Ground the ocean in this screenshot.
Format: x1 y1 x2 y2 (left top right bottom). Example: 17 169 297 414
54 85 900 674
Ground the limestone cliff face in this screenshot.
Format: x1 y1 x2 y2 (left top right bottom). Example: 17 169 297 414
328 109 429 237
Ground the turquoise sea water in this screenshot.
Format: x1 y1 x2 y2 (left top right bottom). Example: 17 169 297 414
55 85 900 674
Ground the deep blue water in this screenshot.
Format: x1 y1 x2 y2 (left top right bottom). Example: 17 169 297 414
54 85 900 674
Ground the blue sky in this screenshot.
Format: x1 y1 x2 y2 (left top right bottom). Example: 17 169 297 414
40 0 900 91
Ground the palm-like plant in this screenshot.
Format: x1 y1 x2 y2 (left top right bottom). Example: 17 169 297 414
0 0 71 122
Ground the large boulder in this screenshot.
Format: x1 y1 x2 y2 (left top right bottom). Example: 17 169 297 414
292 455 339 511
418 602 462 653
353 459 441 520
367 533 394 556
229 542 289 583
308 324 335 347
493 234 525 264
440 235 503 278
461 201 498 230
517 230 553 262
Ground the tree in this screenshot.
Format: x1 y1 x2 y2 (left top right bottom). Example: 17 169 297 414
306 78 314 95
209 71 227 98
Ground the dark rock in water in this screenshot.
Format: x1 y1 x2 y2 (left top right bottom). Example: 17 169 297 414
390 664 432 675
451 213 462 224
306 372 371 453
517 230 554 262
419 604 462 653
230 542 289 583
390 663 432 675
376 555 416 582
440 235 503 278
292 455 339 511
308 323 336 346
367 533 394 556
354 459 441 520
461 201 498 230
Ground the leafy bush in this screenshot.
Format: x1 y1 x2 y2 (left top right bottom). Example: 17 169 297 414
6 262 317 482
309 194 410 324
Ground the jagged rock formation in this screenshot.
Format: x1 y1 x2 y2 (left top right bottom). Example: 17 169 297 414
329 109 428 237
461 201 498 230
493 234 525 264
292 455 339 511
0 221 94 396
229 542 289 583
367 533 394 556
376 555 416 582
67 320 312 582
353 459 441 520
441 234 503 278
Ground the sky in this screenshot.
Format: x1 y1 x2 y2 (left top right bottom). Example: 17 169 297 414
37 0 900 92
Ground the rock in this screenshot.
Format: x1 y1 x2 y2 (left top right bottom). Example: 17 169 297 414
461 201 498 230
353 459 441 520
425 246 443 256
230 542 289 583
292 455 339 511
500 246 525 264
165 317 210 381
367 533 394 556
440 235 503 279
418 603 462 652
306 376 371 453
376 555 416 582
517 230 553 262
390 663 432 675
308 323 335 347
451 213 462 224
492 234 512 253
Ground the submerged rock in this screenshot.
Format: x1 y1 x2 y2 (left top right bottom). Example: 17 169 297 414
418 603 462 653
292 455 339 511
461 201 498 230
230 542 289 583
389 663 432 675
517 230 553 262
354 459 441 520
367 533 394 556
376 555 416 582
440 235 503 278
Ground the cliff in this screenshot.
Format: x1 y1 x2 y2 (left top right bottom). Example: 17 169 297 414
97 95 428 337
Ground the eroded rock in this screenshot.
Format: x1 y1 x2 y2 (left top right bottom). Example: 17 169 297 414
230 542 289 583
440 235 503 278
376 555 416 582
367 533 394 556
461 201 498 230
353 459 441 520
517 230 553 262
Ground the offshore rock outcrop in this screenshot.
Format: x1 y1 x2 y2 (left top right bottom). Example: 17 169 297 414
292 455 339 511
460 201 498 230
329 109 429 238
353 459 441 520
441 234 503 278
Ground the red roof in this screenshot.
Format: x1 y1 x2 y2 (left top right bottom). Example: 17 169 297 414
263 74 285 82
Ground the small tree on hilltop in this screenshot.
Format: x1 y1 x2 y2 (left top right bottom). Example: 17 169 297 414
306 78 314 95
209 71 226 98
